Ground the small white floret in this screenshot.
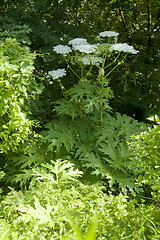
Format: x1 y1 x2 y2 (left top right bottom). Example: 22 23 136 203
73 44 97 53
68 38 88 46
53 45 72 55
81 56 102 65
81 57 90 65
90 56 103 65
110 43 139 54
47 68 66 79
99 31 119 38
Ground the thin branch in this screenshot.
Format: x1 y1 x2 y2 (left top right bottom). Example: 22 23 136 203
105 53 128 78
119 9 128 32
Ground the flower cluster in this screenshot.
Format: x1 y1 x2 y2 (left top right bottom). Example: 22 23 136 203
99 31 119 38
73 44 97 53
81 56 103 65
49 32 140 82
53 45 72 55
110 43 139 54
53 38 98 55
69 38 88 46
47 69 66 81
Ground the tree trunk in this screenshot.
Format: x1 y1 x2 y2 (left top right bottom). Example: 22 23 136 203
147 0 153 56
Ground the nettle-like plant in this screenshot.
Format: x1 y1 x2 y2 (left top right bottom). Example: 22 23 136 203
0 38 43 153
42 31 148 192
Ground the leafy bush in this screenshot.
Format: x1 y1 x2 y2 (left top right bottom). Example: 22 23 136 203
0 38 43 153
130 116 160 201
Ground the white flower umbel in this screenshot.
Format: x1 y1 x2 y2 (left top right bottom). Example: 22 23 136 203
90 56 103 65
99 31 119 38
81 57 90 65
68 38 88 46
110 43 139 54
53 45 72 55
47 68 66 80
81 56 103 65
73 44 97 53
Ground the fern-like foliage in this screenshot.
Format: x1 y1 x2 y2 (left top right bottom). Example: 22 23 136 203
42 118 78 153
42 116 97 156
35 159 83 185
3 140 52 189
85 113 147 191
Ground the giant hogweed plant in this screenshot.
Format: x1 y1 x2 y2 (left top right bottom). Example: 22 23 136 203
42 113 147 192
43 31 147 192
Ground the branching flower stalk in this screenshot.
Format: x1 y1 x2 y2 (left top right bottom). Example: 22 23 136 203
105 53 128 79
64 56 84 118
104 51 121 70
98 53 129 127
102 53 107 69
64 56 81 80
100 93 103 127
83 64 94 79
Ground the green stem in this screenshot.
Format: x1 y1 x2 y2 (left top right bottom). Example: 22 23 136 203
79 103 82 119
58 80 70 99
81 64 83 78
100 101 103 127
64 56 81 80
105 53 128 78
102 53 107 69
100 85 104 127
104 51 121 70
84 64 93 79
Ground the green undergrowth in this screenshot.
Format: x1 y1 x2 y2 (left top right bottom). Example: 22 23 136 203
0 158 159 240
